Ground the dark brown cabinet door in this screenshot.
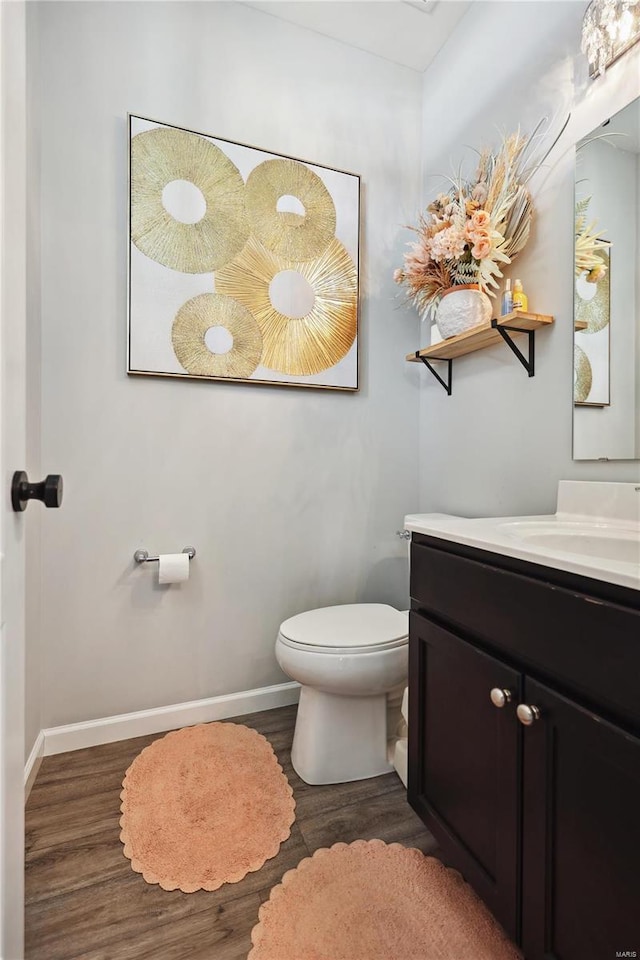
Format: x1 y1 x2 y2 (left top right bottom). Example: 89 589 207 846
522 677 640 960
408 612 522 941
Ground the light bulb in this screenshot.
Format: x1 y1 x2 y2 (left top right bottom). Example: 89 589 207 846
619 8 634 40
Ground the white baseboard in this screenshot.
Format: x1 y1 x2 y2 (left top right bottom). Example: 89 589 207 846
41 681 300 757
24 730 45 802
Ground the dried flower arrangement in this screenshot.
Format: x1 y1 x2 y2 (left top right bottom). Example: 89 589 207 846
575 197 610 282
394 123 553 322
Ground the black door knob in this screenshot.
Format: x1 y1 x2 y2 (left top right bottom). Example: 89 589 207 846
11 471 63 512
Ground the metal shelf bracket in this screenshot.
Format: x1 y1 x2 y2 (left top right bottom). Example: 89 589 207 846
416 353 452 395
491 319 535 377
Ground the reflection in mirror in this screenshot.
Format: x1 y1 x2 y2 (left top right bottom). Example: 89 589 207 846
573 97 640 460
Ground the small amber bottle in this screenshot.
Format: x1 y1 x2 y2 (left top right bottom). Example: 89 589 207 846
513 279 528 312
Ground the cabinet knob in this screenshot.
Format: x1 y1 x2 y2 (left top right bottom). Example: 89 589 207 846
490 687 512 708
516 703 541 726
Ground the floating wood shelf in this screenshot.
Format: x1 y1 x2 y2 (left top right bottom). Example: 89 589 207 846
408 311 554 362
574 320 588 331
407 311 554 395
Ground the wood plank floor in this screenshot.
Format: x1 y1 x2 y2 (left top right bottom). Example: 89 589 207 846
25 704 438 960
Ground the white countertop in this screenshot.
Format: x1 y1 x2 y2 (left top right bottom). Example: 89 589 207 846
405 482 640 592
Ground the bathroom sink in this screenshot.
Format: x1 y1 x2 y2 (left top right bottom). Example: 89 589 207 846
497 521 640 565
405 481 640 591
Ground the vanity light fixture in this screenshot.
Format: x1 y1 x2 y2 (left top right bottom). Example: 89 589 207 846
581 0 640 77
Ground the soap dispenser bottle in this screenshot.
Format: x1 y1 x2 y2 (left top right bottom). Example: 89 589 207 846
512 279 528 312
501 279 513 316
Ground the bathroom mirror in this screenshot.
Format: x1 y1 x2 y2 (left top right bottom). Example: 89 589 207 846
573 96 640 460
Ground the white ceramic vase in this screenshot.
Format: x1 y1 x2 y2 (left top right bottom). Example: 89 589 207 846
435 284 492 340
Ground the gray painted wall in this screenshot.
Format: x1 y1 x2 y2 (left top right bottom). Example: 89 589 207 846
29 1 423 730
25 1 640 748
418 2 640 519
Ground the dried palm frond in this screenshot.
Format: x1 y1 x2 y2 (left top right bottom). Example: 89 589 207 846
500 187 532 259
575 223 610 276
575 198 610 277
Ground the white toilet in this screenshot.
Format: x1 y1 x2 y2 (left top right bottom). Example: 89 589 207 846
275 603 408 785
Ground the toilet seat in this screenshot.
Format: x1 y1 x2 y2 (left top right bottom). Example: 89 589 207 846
278 604 408 655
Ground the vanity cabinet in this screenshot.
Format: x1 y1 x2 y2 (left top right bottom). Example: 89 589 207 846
521 677 640 959
408 533 640 959
408 614 522 939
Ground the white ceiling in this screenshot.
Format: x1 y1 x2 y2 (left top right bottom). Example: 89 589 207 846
241 1 472 72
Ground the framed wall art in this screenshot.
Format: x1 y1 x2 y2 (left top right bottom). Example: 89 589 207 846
127 115 360 391
574 248 611 406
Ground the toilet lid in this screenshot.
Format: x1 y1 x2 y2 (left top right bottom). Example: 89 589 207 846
279 604 408 650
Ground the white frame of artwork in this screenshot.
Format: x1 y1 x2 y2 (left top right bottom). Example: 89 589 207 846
127 114 361 392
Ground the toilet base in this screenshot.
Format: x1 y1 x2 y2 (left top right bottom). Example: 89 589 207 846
291 686 393 785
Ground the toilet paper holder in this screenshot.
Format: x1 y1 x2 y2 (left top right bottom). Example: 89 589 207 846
134 546 196 564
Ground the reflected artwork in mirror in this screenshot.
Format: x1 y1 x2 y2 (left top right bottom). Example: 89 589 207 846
573 97 640 460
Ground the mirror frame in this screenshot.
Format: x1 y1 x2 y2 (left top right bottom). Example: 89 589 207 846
572 95 640 461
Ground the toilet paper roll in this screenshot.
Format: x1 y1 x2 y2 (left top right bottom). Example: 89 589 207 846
158 553 190 584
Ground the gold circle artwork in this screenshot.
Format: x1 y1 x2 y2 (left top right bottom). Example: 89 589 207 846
575 250 610 334
131 127 249 273
574 344 593 403
215 235 357 376
172 294 263 379
245 159 337 262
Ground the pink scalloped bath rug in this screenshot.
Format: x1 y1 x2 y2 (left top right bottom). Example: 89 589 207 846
119 722 295 893
249 839 522 960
